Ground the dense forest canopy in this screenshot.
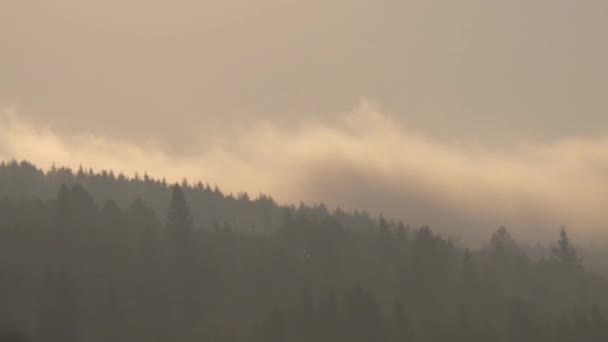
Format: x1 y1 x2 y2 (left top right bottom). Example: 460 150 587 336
0 160 380 236
1 160 608 341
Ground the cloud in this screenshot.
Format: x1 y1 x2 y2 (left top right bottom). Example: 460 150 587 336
2 102 608 242
3 0 608 147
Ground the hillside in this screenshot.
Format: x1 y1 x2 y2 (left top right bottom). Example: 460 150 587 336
0 160 607 341
0 160 379 235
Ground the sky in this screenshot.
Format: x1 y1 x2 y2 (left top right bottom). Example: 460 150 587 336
2 0 608 241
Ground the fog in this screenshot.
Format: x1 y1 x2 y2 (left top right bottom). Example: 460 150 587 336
3 102 608 242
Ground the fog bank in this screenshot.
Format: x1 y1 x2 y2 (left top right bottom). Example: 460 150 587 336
2 103 608 242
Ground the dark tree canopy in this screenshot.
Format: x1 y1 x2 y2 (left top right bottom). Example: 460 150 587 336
167 184 193 236
0 161 607 342
552 227 582 267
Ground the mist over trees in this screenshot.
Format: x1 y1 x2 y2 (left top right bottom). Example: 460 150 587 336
1 160 608 341
0 160 334 235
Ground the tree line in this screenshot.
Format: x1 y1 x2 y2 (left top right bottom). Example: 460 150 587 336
0 161 607 341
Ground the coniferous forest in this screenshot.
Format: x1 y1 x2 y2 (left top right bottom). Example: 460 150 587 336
1 160 608 342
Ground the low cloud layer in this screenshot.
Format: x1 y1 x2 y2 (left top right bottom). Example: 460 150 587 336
2 103 608 242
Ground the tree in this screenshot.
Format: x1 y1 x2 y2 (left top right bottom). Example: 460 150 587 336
489 226 519 260
167 184 193 237
462 248 478 306
378 216 395 256
54 184 71 230
463 249 476 287
551 227 582 268
69 184 97 227
100 199 124 230
396 221 408 242
54 184 97 231
166 185 201 340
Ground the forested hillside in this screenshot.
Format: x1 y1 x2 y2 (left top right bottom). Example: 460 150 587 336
0 160 378 235
1 160 608 341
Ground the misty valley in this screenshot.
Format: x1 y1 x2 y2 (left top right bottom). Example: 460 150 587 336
0 161 607 342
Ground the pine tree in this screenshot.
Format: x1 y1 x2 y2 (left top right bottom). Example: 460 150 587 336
69 184 97 227
463 249 476 288
54 184 71 230
462 248 479 308
166 185 201 341
551 227 582 268
489 226 519 259
167 184 193 237
100 199 123 230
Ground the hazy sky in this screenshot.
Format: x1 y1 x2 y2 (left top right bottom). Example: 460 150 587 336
2 1 608 240
3 0 608 145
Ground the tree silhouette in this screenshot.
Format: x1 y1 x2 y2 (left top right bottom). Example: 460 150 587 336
462 249 476 288
166 184 202 341
167 184 193 237
489 226 520 261
552 227 582 268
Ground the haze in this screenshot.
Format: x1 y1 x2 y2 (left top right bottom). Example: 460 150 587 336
2 0 608 241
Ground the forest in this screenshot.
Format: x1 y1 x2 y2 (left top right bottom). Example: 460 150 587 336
0 160 608 341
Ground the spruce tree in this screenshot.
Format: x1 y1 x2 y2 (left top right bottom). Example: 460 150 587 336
167 184 193 237
551 227 582 268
